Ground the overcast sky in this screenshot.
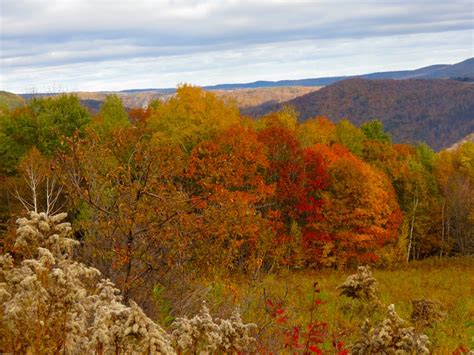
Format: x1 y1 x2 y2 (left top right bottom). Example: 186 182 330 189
0 0 473 93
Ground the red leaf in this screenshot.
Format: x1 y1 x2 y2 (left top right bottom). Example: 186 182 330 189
308 345 323 354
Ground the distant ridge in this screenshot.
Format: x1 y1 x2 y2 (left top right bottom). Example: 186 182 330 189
18 57 473 96
203 58 473 90
247 78 474 151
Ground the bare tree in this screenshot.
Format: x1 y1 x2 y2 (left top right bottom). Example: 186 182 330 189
13 148 64 216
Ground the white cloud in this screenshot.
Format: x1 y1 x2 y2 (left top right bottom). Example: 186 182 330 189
0 0 472 92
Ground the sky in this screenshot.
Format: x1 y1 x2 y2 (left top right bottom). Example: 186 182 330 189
0 0 473 93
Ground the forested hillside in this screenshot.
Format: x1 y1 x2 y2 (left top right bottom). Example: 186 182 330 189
214 86 321 109
247 78 474 150
1 87 473 353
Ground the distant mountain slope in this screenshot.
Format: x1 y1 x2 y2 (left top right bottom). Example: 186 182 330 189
203 57 473 90
248 78 474 150
80 99 103 114
0 91 25 110
358 58 474 80
203 78 345 90
213 86 321 109
422 58 474 79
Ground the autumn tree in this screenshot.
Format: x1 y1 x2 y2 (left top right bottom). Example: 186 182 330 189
303 144 402 267
90 94 130 137
258 124 304 220
129 107 152 126
256 124 307 265
259 105 299 131
392 144 443 261
434 143 474 256
258 123 331 266
0 210 256 354
57 126 196 309
297 116 337 148
187 125 275 273
148 85 240 152
0 95 90 174
335 119 365 156
295 147 331 265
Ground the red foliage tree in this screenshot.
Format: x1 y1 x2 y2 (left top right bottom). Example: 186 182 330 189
300 144 402 267
258 125 331 266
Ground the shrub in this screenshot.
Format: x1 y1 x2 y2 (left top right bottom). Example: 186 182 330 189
0 211 256 354
171 301 256 353
351 304 430 354
411 299 445 329
337 266 379 302
0 212 174 354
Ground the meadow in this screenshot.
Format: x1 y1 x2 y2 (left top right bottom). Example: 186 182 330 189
188 257 474 353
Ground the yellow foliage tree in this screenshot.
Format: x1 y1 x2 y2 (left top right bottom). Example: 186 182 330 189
148 85 240 152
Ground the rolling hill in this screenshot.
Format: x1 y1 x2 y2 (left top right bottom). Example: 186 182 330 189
247 78 474 150
0 91 25 110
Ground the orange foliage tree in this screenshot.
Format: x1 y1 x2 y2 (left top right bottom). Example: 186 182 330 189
187 125 275 273
57 126 197 307
302 144 402 267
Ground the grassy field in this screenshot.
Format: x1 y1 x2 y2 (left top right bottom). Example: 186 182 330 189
194 257 474 353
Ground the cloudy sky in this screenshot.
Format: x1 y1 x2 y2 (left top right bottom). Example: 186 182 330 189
0 0 473 93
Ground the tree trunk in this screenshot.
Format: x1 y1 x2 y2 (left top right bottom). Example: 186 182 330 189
407 189 419 262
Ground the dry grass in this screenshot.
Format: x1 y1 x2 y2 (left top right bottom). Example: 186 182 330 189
196 257 474 353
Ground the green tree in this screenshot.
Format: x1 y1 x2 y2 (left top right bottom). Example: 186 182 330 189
335 119 365 156
0 95 90 174
361 119 391 144
90 94 130 137
400 148 442 261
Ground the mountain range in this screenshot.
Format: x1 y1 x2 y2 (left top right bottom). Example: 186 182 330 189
199 57 473 90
